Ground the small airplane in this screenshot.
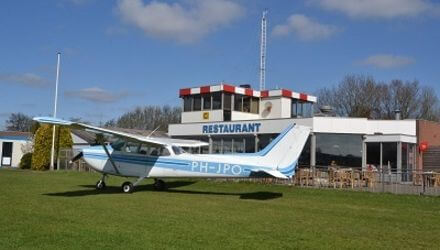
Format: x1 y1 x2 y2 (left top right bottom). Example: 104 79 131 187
33 117 310 193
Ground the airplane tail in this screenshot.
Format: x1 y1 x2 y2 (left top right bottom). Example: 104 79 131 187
252 124 311 178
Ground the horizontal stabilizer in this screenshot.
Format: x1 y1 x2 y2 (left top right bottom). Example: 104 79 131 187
250 170 289 179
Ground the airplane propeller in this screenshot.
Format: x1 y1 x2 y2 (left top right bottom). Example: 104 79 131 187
69 151 83 164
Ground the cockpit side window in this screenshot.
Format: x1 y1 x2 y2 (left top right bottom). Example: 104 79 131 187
124 142 141 154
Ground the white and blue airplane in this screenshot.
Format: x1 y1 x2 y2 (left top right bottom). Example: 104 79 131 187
33 117 310 193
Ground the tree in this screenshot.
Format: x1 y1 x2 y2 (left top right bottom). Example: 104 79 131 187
5 112 34 132
106 105 181 131
317 74 440 121
317 75 382 118
32 125 73 170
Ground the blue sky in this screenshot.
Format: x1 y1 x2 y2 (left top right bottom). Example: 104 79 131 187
1 0 439 128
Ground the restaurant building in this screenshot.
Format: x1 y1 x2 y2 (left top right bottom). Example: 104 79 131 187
168 83 440 180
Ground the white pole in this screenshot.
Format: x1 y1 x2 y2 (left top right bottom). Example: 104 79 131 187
50 52 61 171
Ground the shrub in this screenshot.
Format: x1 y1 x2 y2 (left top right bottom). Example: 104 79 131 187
19 153 33 169
32 125 73 170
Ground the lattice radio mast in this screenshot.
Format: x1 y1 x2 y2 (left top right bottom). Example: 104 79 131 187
259 10 268 91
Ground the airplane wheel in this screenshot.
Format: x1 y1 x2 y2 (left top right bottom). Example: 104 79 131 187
96 180 106 190
122 182 134 193
154 179 167 191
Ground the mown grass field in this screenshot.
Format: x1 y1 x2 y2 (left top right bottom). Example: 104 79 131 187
0 168 439 249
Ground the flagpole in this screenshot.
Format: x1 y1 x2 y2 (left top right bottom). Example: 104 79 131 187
50 52 61 171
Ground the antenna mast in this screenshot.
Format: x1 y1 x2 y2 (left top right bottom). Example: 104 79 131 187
259 10 267 91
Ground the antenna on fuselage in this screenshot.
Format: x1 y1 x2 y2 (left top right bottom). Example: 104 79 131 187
147 125 161 138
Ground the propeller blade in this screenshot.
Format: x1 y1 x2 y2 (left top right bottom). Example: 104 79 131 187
69 151 83 164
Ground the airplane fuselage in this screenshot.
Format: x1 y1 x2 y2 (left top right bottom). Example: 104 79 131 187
82 146 295 179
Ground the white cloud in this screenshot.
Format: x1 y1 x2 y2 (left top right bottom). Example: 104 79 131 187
65 87 129 103
0 73 48 87
310 0 438 18
359 54 415 69
116 0 244 43
272 14 339 41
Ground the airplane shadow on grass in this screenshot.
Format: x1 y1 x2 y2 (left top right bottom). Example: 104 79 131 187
43 181 283 201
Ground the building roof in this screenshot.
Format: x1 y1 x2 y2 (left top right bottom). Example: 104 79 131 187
0 131 32 137
179 83 317 103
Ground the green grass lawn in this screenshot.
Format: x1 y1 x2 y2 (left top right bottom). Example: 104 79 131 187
0 168 439 249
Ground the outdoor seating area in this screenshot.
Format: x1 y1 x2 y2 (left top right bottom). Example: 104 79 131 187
292 167 440 196
295 167 377 188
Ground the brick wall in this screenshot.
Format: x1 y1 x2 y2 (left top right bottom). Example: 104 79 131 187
417 120 440 171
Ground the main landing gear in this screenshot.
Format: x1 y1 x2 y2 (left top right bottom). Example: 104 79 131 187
96 175 107 190
153 178 167 191
95 175 166 193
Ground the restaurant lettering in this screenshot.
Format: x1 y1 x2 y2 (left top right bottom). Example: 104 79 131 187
202 123 261 134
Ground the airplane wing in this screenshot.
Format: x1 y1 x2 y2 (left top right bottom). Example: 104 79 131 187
33 116 208 148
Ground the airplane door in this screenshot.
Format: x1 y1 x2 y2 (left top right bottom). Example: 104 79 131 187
1 142 13 166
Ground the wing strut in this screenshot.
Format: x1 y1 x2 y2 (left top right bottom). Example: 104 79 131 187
99 141 120 175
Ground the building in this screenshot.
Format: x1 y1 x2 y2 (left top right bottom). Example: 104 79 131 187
0 131 32 168
169 83 440 180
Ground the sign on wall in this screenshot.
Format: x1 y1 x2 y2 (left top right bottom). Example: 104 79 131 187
202 112 209 120
202 123 261 134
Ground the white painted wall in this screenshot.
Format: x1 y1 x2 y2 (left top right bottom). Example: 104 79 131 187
312 117 416 135
231 111 260 121
260 97 291 119
169 117 416 137
0 139 30 168
181 110 223 123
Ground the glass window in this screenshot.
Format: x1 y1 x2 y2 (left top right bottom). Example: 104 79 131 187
233 137 244 153
212 138 222 153
303 103 313 118
243 96 251 113
172 146 185 155
111 139 125 151
251 97 259 114
298 136 311 166
292 101 297 118
224 93 232 110
367 143 380 166
193 94 201 111
245 137 256 153
316 133 363 168
161 148 171 156
223 138 232 153
234 94 242 111
139 144 150 155
124 142 140 153
258 134 279 151
183 96 192 112
212 93 222 110
203 94 211 110
382 142 397 171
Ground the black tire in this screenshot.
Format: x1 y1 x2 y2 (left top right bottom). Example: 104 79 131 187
154 179 167 191
96 180 106 190
122 182 134 193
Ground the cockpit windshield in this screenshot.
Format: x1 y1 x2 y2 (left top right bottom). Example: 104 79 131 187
172 146 185 155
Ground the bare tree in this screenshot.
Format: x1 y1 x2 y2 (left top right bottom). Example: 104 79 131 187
317 75 382 118
317 75 440 121
5 112 34 132
106 105 181 131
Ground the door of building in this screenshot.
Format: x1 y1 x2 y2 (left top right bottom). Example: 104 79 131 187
1 142 13 166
